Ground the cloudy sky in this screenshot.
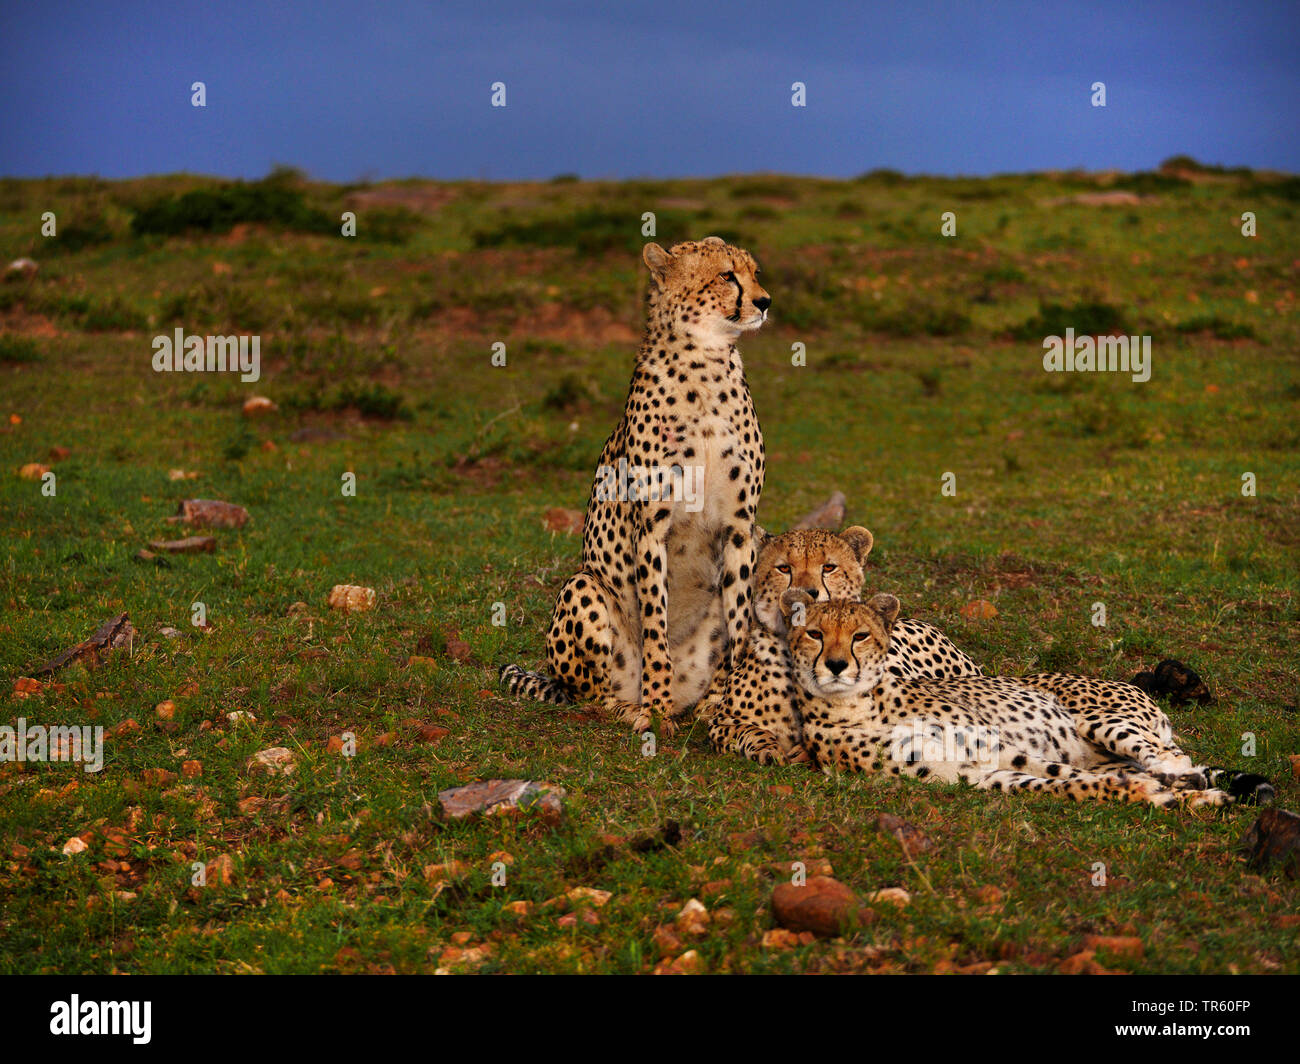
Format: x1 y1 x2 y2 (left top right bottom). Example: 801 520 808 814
2 0 1296 181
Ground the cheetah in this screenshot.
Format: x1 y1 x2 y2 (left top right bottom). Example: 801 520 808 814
785 593 1273 807
501 238 770 734
699 525 983 765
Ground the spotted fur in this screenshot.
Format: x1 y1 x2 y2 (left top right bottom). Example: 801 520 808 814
699 526 983 765
787 594 1273 808
501 238 770 734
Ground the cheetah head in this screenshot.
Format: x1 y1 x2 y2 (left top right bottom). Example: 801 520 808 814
642 236 771 339
785 592 900 698
753 525 874 635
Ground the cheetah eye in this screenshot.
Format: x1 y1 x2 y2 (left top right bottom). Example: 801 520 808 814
822 563 837 573
852 632 870 642
806 630 822 641
775 564 791 574
721 270 738 285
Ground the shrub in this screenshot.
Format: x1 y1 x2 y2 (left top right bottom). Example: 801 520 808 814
1010 300 1128 340
132 178 333 237
0 335 41 363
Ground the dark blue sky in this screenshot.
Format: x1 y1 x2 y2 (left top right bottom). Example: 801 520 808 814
2 1 1296 181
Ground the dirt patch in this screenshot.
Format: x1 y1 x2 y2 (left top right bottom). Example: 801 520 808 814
1 310 60 338
344 184 458 214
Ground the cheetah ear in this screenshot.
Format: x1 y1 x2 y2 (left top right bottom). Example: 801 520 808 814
780 588 814 624
643 242 673 285
839 525 874 563
701 235 725 246
753 523 772 550
868 593 900 631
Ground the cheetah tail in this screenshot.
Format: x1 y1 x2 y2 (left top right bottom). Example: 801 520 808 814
1204 767 1275 805
499 663 573 706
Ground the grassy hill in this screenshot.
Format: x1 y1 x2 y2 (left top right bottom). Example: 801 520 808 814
0 164 1297 973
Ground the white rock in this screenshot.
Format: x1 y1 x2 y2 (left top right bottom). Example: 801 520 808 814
62 836 88 856
247 746 296 776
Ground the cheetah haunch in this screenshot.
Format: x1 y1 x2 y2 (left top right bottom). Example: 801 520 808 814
502 237 771 733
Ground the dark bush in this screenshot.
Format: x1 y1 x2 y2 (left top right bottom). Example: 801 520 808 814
1010 300 1128 340
132 179 333 236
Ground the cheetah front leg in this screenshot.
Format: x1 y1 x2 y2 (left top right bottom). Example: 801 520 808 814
630 502 675 735
720 519 757 670
976 764 1230 808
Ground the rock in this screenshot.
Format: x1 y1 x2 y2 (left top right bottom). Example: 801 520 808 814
242 396 276 417
415 723 450 743
761 928 812 949
148 536 217 553
874 812 934 858
328 584 375 613
1238 808 1300 879
423 860 469 885
960 599 998 621
567 887 612 908
246 746 296 777
1082 934 1144 960
791 490 847 530
18 463 50 480
167 499 250 529
167 469 199 481
62 837 88 856
141 768 177 787
12 677 45 699
36 613 134 675
1290 754 1300 781
158 627 181 639
973 885 1004 906
205 853 235 886
181 760 202 778
436 779 566 823
675 898 710 938
866 887 911 907
227 711 256 725
1130 659 1213 706
503 901 532 917
771 876 866 937
5 258 38 278
652 926 683 957
1058 949 1117 975
154 700 176 720
653 949 703 975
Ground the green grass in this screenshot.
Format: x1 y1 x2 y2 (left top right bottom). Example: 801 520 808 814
0 167 1297 974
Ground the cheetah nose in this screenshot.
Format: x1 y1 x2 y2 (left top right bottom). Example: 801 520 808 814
753 296 771 312
799 587 819 600
825 658 848 676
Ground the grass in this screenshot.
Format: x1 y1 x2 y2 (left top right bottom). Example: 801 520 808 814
0 166 1297 974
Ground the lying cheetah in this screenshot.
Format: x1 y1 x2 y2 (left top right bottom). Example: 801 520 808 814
699 525 983 765
502 238 771 733
786 593 1273 807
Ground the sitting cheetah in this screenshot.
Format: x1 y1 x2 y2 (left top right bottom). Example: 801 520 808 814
501 238 771 734
699 525 983 765
785 592 1273 807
